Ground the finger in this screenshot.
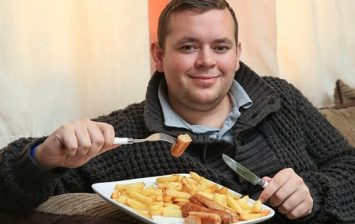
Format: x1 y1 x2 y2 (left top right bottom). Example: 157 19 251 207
269 180 298 208
259 171 291 203
263 176 272 182
277 188 306 214
95 122 116 152
283 188 313 219
86 123 105 156
57 124 79 157
74 122 92 155
285 197 313 219
272 172 307 208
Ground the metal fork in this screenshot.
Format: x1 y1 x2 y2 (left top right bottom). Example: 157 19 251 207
113 133 177 145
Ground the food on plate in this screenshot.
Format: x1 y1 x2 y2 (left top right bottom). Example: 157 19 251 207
184 194 239 223
185 211 222 224
181 201 238 223
110 172 270 223
170 133 192 157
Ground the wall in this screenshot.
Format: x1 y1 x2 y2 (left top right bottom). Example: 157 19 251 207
0 0 151 148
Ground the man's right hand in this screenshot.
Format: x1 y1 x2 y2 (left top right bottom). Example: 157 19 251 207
33 119 118 169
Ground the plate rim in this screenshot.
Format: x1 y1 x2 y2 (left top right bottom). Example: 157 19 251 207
92 173 275 224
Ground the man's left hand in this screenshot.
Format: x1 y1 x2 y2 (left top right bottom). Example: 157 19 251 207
258 168 313 219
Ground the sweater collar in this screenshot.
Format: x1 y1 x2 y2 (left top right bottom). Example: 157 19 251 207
233 62 281 133
143 62 281 139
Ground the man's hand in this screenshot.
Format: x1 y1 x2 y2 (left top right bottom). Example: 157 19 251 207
259 168 313 219
34 119 117 169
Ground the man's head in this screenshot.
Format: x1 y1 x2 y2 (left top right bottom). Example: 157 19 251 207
151 0 242 125
157 0 238 51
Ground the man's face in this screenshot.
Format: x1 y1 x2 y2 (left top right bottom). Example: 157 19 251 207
158 9 241 113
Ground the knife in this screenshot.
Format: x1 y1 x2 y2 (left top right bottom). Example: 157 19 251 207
222 154 268 188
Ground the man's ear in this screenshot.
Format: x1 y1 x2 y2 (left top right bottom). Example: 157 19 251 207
235 41 242 70
236 41 242 62
151 42 164 72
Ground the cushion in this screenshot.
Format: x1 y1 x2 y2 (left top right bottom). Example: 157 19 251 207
334 79 355 107
35 193 141 223
319 106 355 147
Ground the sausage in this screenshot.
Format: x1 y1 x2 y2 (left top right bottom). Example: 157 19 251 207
184 214 202 224
181 202 212 217
186 211 222 224
182 202 238 224
170 133 192 157
189 194 239 223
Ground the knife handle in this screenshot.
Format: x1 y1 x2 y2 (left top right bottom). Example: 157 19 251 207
113 137 133 144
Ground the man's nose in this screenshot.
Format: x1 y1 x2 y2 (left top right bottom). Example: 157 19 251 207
195 48 216 68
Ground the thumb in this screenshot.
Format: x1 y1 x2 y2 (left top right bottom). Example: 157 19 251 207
263 176 272 182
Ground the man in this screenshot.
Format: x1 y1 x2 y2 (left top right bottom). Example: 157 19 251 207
0 0 354 223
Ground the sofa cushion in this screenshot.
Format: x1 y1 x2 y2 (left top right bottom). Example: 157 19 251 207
35 193 141 223
319 106 355 147
334 79 355 107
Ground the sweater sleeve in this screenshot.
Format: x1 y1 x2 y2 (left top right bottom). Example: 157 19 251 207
284 80 355 223
0 137 83 212
0 104 143 213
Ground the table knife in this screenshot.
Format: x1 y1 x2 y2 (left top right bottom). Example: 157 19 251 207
222 154 268 188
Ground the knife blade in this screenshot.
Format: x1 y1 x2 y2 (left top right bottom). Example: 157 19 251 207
222 154 268 188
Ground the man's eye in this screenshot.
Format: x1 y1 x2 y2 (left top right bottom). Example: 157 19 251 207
214 45 230 53
180 44 196 52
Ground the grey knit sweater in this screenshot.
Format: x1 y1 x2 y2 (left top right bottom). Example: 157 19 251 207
1 63 354 223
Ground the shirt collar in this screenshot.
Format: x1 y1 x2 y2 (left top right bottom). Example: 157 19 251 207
158 80 252 133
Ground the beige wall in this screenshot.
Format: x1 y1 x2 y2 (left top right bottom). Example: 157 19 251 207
0 0 151 148
230 0 355 106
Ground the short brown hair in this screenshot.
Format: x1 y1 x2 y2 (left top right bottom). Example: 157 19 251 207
157 0 238 50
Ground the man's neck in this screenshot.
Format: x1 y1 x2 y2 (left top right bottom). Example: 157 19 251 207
171 95 232 129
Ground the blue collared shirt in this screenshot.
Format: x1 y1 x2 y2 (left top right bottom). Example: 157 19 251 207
158 80 252 143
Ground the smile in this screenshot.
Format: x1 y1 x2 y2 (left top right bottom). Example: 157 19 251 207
190 75 220 87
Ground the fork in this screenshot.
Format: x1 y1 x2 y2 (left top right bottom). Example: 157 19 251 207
113 133 177 145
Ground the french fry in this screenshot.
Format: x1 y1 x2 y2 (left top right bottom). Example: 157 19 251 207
156 175 180 183
213 193 227 206
163 202 181 209
251 199 262 213
115 194 128 204
141 186 162 196
215 186 228 194
128 191 154 205
173 197 189 206
196 191 214 200
238 199 252 211
239 195 249 204
111 191 120 199
161 207 183 217
227 195 248 214
115 182 145 191
165 189 190 199
163 194 172 203
126 198 148 210
189 172 202 182
149 203 163 216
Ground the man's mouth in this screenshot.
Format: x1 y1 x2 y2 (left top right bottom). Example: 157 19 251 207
189 74 220 87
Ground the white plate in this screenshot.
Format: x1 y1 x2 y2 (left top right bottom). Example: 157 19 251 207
92 174 274 224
